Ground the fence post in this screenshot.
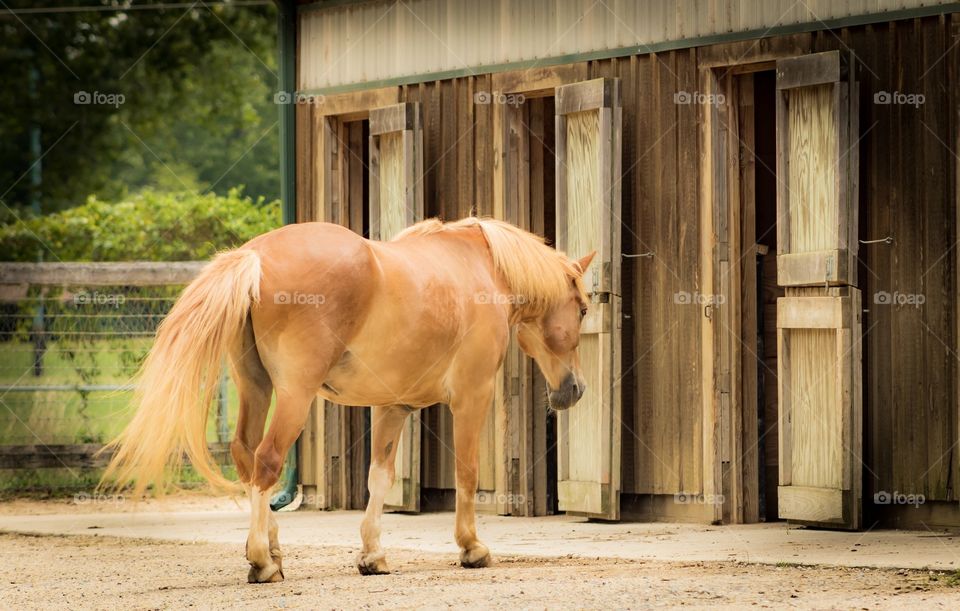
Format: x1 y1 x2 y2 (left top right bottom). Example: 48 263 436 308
31 299 45 377
217 366 230 444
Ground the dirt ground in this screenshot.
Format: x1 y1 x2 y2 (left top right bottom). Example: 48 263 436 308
2 531 959 610
0 490 241 515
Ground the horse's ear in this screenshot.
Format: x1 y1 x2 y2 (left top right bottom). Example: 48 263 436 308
573 251 597 277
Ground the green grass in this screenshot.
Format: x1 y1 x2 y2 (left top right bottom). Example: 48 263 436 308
775 561 804 568
0 340 242 491
0 464 241 496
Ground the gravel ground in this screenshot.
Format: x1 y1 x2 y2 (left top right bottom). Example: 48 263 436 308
2 531 959 609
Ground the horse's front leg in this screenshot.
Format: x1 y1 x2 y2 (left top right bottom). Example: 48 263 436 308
357 405 408 575
451 383 494 568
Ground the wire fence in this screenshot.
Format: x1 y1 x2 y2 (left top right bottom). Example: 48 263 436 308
0 263 234 491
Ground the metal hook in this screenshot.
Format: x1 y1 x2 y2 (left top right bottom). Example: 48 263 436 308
622 252 655 259
859 236 893 245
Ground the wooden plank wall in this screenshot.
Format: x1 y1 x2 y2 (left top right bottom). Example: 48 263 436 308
829 16 959 505
589 53 704 498
399 77 498 498
298 56 709 510
295 14 959 522
401 76 494 219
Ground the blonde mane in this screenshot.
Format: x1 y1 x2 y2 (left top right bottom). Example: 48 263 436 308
394 217 586 317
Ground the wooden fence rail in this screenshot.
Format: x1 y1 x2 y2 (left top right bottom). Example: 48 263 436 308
0 261 227 475
0 442 232 470
0 261 206 287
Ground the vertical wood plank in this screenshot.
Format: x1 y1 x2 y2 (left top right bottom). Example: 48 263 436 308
475 74 494 217
738 73 760 523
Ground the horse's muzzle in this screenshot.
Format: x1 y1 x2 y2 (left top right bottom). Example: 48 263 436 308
548 372 586 410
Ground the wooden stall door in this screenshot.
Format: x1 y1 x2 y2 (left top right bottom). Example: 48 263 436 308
369 102 424 512
775 51 862 529
554 78 623 520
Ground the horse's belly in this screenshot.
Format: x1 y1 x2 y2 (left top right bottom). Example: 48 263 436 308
318 346 446 407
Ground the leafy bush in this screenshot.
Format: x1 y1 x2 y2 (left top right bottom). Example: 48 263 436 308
0 189 280 262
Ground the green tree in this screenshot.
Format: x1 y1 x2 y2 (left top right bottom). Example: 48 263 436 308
0 1 279 214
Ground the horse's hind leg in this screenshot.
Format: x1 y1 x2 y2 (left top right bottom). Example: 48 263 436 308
245 384 315 584
227 319 284 583
356 405 409 575
228 317 272 488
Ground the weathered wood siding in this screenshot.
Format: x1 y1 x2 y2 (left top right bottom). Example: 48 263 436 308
295 13 960 521
837 16 959 503
400 77 495 219
398 78 498 496
593 52 704 497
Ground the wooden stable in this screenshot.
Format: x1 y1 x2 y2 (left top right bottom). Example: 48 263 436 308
282 0 960 529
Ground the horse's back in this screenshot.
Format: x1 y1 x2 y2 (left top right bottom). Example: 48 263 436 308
243 223 379 384
241 221 509 406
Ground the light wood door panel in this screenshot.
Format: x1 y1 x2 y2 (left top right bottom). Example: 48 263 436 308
370 102 424 512
554 78 623 520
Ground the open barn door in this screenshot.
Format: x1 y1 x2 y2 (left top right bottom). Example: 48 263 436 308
775 51 862 529
369 102 424 512
554 78 622 520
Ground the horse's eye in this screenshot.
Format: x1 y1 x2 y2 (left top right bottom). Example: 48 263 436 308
580 307 588 319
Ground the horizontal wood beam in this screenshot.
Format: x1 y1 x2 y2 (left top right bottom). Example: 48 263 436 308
777 249 853 287
555 78 620 115
778 485 845 523
0 442 231 470
369 102 419 135
778 294 852 329
0 262 206 286
776 50 846 89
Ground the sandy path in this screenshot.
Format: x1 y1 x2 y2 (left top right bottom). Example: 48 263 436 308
2 532 959 609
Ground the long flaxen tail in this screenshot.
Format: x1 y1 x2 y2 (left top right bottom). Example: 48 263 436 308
100 248 262 497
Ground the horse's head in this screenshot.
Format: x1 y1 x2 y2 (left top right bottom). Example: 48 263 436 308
517 251 596 410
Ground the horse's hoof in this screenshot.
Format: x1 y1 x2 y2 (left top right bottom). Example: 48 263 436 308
356 550 390 575
460 543 492 569
248 556 284 583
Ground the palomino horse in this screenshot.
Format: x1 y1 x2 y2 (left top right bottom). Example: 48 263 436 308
103 217 594 583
